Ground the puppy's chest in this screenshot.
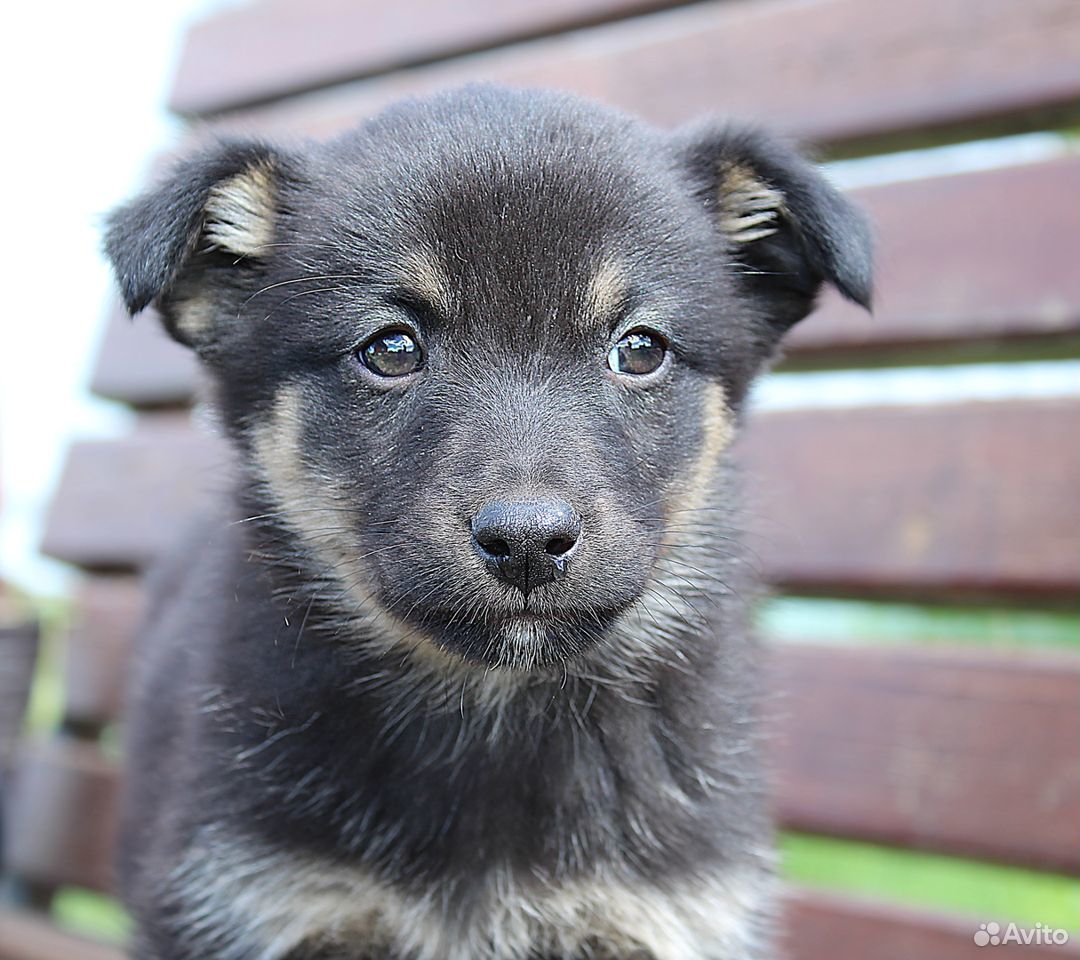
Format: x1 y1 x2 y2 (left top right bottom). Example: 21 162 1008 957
179 840 764 960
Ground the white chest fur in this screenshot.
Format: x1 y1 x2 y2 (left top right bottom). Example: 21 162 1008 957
174 837 770 960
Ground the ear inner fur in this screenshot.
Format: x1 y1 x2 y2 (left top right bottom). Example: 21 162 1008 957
103 140 284 318
203 162 279 258
716 163 787 246
677 122 873 313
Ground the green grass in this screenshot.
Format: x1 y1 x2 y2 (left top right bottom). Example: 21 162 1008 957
19 592 71 734
782 832 1080 933
52 887 130 942
758 597 1080 650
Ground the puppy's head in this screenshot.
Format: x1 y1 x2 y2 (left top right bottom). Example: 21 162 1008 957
106 86 871 673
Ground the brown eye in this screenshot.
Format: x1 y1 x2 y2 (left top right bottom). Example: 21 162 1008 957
607 329 667 376
360 329 422 377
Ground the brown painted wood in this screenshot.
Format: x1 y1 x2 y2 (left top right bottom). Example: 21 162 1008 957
40 418 231 571
737 398 1080 601
783 888 1080 960
63 578 143 732
90 304 198 408
5 739 121 894
169 0 697 116
790 157 1080 359
0 910 125 960
41 399 1080 601
202 0 1080 148
770 645 1080 874
89 158 1080 407
0 624 38 767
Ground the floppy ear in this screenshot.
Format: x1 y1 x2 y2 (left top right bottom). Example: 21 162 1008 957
678 124 873 330
104 140 290 349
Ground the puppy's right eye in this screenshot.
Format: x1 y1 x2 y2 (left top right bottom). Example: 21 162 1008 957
359 329 423 378
607 329 667 376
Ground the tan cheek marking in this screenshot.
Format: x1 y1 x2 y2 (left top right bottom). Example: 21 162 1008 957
250 384 381 615
652 380 734 568
171 290 217 341
680 380 736 512
251 385 471 674
204 162 277 257
251 383 310 524
584 257 629 328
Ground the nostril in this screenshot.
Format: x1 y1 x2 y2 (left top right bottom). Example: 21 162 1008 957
479 536 511 559
544 536 576 557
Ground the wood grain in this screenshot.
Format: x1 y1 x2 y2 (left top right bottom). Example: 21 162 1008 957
4 739 121 894
770 645 1080 874
40 419 231 571
0 624 38 767
170 0 698 115
789 157 1080 361
90 306 198 408
737 398 1080 601
62 578 143 734
784 888 1080 960
198 0 1080 150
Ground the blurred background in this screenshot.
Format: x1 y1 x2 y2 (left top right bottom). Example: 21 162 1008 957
0 1 1077 957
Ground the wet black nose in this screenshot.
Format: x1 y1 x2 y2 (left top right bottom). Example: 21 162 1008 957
471 499 582 594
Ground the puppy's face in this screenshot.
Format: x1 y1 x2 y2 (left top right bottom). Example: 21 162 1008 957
107 87 870 671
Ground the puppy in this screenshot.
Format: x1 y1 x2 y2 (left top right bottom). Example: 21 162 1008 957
105 84 871 960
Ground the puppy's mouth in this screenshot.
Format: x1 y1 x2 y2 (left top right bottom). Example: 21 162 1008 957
416 602 625 671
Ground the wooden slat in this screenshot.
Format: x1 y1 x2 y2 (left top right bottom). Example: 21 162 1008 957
203 0 1080 149
40 419 230 571
783 888 1080 960
5 740 121 894
63 578 142 732
738 398 1080 601
91 158 1080 406
771 645 1080 874
0 910 124 960
790 157 1080 361
0 624 38 766
90 305 198 408
169 0 696 116
42 399 1080 601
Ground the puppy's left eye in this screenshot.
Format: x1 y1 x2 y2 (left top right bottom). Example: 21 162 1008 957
608 329 667 376
360 329 423 377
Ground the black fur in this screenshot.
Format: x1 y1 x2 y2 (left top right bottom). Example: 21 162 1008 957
105 85 871 960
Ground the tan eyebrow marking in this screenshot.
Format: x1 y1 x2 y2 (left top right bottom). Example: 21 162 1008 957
395 248 453 317
583 256 631 328
204 161 278 257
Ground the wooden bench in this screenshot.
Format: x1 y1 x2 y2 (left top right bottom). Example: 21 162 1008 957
2 0 1078 957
